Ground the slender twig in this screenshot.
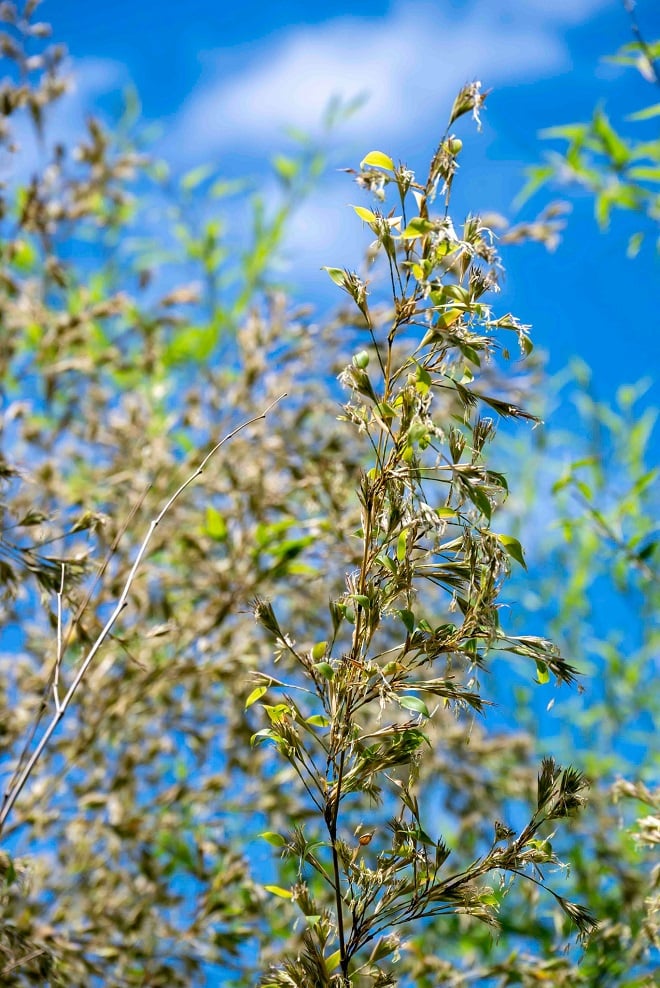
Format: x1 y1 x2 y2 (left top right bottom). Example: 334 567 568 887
1 947 48 978
329 747 348 981
53 563 65 712
8 485 151 794
622 0 660 89
0 395 285 834
570 481 656 581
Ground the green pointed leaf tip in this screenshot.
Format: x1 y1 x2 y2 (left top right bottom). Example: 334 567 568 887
416 365 432 393
352 204 378 223
325 949 342 972
264 885 293 899
627 102 660 122
306 714 331 727
375 401 397 420
259 832 287 847
535 661 550 685
496 534 527 570
180 163 214 191
592 107 630 167
466 485 492 521
245 685 268 709
628 166 660 182
360 150 395 171
322 266 346 286
401 217 436 239
398 695 430 717
313 661 334 680
397 608 415 633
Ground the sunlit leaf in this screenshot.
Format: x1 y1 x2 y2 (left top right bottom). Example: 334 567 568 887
264 885 293 899
360 150 395 171
496 534 527 570
259 832 287 847
245 686 268 710
306 714 331 727
352 205 378 223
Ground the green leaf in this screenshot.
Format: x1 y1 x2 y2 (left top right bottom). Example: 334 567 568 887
436 309 462 330
259 832 287 847
416 365 432 394
251 728 279 747
264 885 293 899
626 102 660 122
590 106 631 168
540 123 588 141
375 401 396 421
515 164 555 208
496 534 527 570
465 485 492 521
11 239 36 272
396 528 408 562
360 150 395 171
535 661 550 685
311 641 327 660
575 479 593 501
352 205 378 223
322 266 346 287
401 217 435 239
325 949 342 972
313 661 334 680
180 163 214 191
245 686 268 710
164 324 217 366
204 505 227 541
628 166 660 182
306 714 331 727
398 695 430 717
210 177 249 198
397 609 415 633
272 154 299 183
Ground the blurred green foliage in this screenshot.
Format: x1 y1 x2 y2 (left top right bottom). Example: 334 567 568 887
0 4 656 987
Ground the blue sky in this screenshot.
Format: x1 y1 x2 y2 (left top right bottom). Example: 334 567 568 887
42 0 654 722
6 7 656 977
42 0 659 420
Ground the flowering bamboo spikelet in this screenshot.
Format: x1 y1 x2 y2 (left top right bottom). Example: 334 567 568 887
252 90 596 987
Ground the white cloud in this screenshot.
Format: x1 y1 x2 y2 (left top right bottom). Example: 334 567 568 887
167 0 608 163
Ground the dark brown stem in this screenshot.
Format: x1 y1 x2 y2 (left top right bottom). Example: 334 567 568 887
327 748 348 980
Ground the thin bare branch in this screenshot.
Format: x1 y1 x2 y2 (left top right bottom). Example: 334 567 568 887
0 394 286 834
